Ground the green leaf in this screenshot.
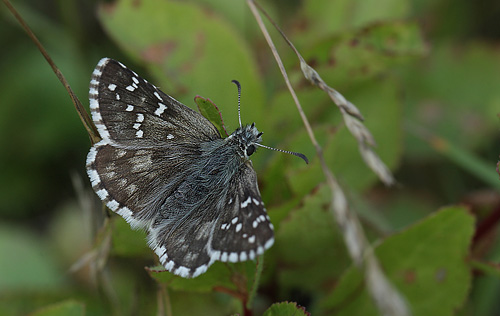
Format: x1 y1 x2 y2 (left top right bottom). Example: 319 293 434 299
147 261 238 293
319 206 475 316
401 43 500 159
299 0 411 44
274 185 350 292
29 300 85 316
195 96 229 137
263 302 310 316
111 217 150 257
303 21 427 86
0 224 66 292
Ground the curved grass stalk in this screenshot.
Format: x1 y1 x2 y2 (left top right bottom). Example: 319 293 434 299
246 1 409 315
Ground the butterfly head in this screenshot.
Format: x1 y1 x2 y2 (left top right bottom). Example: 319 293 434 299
229 122 263 160
229 80 308 164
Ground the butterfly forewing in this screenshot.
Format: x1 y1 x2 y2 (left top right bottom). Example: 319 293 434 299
89 58 219 147
86 58 274 278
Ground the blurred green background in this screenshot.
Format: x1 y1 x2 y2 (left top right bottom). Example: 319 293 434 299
1 0 500 315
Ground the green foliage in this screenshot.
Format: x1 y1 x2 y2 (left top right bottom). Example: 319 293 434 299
0 224 66 292
274 185 350 292
263 302 310 316
195 96 229 137
302 21 427 86
319 206 474 316
111 216 150 257
29 300 85 316
147 263 236 293
2 0 500 315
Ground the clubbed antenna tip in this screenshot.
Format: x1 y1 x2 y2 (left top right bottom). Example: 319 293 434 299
255 143 308 164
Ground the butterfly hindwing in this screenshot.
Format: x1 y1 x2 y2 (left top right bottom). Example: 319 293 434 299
210 161 274 261
147 161 274 278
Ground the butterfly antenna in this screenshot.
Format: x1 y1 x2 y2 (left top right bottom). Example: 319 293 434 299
255 143 309 164
232 80 242 128
231 80 307 164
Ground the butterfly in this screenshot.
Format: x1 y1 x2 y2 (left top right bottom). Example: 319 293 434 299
86 58 306 278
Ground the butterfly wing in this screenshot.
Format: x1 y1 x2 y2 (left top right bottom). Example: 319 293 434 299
149 161 274 278
210 161 274 261
89 58 220 147
87 58 220 228
86 58 274 278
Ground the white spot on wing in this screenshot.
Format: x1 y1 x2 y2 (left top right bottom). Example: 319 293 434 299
165 260 174 270
175 266 190 278
94 121 110 140
97 57 109 67
154 102 167 116
107 199 119 211
87 170 100 188
154 91 162 100
228 252 238 262
155 246 166 257
210 250 221 262
96 189 108 200
116 149 127 158
235 223 242 232
117 206 133 219
108 83 117 91
86 146 97 164
126 104 134 111
193 265 208 277
136 130 144 138
265 237 274 250
241 196 252 208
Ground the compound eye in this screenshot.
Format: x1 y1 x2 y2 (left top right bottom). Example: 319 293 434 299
246 145 256 156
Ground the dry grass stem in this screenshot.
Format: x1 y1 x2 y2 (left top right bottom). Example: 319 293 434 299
247 1 409 315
